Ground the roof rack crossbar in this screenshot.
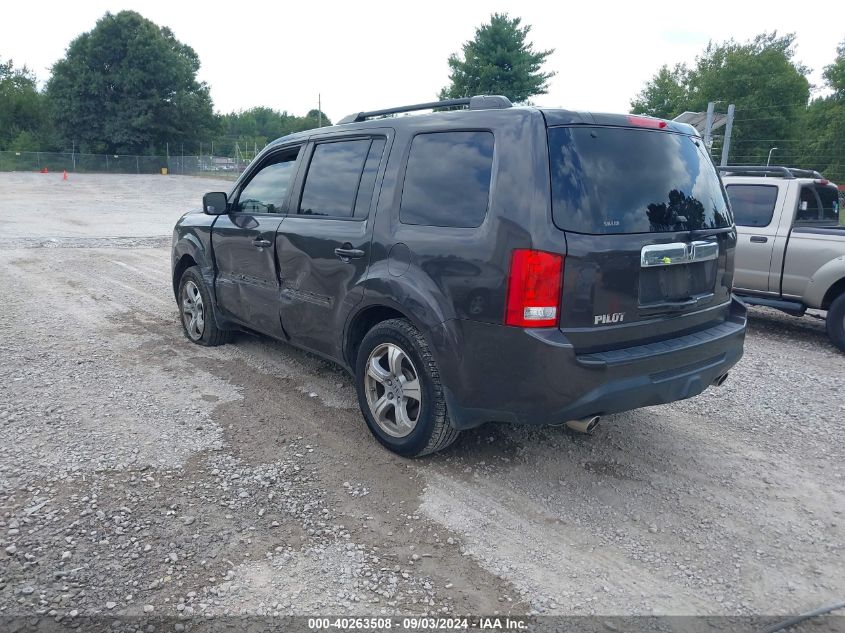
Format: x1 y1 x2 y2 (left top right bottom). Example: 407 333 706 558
716 165 824 180
338 95 512 125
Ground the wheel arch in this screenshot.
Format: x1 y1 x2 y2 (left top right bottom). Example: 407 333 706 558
172 233 211 298
803 257 845 308
173 253 198 298
343 303 415 369
821 276 845 311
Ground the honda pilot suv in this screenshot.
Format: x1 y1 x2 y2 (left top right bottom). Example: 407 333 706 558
172 95 746 456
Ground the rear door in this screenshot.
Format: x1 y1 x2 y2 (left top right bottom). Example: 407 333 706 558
781 182 842 297
276 133 389 358
213 144 302 337
547 123 736 351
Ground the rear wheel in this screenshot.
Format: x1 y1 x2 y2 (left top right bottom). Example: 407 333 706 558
355 319 459 457
826 293 845 353
178 266 231 346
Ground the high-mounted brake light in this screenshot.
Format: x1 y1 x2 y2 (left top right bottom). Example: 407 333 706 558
505 249 564 328
627 115 668 129
815 178 829 185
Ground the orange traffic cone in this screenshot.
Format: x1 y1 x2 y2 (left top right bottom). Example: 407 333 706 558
63 170 68 181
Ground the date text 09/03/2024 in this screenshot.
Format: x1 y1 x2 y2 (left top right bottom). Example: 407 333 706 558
307 617 528 630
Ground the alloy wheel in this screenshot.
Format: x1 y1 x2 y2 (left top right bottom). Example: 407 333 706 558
364 343 422 438
181 280 205 341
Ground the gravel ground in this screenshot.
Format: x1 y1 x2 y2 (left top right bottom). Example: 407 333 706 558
0 174 842 628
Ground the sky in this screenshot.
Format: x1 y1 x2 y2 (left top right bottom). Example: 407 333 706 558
2 0 843 124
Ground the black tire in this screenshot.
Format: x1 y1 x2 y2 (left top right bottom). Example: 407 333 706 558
177 266 231 347
355 318 459 457
826 293 845 353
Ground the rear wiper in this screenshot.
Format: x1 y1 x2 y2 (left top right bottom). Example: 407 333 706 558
689 227 734 239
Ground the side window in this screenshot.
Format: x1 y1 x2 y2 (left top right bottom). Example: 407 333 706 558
795 186 822 224
725 185 778 227
235 147 300 214
354 139 386 217
817 186 840 225
299 138 383 218
400 131 494 228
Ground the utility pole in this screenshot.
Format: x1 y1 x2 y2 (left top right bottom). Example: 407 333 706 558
720 104 735 167
703 102 715 150
318 94 322 127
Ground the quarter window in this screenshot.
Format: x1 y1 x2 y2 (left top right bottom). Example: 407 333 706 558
725 185 778 227
235 148 300 214
299 138 384 218
795 186 822 224
400 131 494 228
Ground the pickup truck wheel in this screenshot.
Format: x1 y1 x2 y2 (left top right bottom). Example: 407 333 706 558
355 319 459 457
826 293 845 353
178 266 231 347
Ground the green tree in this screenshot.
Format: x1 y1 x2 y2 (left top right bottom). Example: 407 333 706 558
46 10 216 154
439 13 555 103
0 58 51 150
797 40 845 183
824 40 845 96
214 108 331 158
630 63 689 119
631 33 810 164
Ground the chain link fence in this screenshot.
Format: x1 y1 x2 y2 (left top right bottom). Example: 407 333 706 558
0 151 250 180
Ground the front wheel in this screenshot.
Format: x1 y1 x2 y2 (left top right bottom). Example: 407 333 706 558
826 293 845 353
177 266 231 346
355 319 459 457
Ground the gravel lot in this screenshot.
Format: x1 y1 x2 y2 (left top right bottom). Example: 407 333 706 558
0 173 842 627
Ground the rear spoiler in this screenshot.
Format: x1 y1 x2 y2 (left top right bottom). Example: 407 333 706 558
542 110 699 137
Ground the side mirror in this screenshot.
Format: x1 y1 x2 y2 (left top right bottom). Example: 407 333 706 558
203 192 229 215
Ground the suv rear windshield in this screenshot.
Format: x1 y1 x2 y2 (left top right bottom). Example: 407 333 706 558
548 126 732 234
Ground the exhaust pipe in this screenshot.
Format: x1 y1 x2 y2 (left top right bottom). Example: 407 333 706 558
565 415 601 434
711 372 729 387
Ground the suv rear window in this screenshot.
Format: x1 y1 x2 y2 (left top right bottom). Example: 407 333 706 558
548 126 732 234
725 184 778 227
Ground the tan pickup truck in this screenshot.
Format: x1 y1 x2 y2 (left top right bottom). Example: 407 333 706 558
719 166 845 351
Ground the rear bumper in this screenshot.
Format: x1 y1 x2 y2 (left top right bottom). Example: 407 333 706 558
432 298 747 430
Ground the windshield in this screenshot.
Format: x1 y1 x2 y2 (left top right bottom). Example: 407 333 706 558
548 126 733 234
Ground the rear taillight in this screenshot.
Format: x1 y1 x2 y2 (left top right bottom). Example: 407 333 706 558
505 249 564 328
627 115 668 129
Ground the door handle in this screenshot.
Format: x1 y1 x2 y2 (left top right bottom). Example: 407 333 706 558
334 245 365 261
252 238 272 248
750 236 768 243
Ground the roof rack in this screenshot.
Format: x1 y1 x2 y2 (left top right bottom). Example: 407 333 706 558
338 95 513 125
716 165 823 180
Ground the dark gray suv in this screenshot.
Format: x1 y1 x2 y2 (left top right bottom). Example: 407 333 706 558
172 95 746 456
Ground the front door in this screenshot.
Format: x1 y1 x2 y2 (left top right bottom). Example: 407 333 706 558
724 183 781 293
276 134 388 358
212 145 302 337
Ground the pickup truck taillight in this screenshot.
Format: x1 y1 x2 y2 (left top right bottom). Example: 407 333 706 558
505 249 564 327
